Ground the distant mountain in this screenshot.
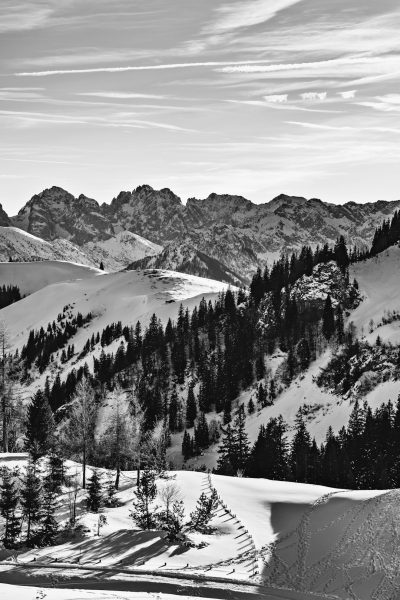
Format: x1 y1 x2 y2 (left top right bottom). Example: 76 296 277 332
0 226 160 271
5 184 400 282
127 241 244 286
12 186 113 244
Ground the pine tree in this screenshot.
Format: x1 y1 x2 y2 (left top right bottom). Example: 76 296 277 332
322 294 335 340
0 467 20 547
20 461 43 545
86 469 103 513
194 412 209 452
186 383 197 428
25 390 55 461
247 397 255 414
290 410 312 482
182 430 193 460
39 470 59 545
130 468 158 530
189 489 218 533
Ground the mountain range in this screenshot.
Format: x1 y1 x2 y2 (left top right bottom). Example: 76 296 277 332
1 185 399 283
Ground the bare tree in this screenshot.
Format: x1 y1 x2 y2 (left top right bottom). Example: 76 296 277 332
129 389 146 485
101 387 137 490
61 378 97 489
159 481 182 523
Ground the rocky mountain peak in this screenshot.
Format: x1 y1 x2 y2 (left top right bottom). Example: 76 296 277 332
0 203 10 227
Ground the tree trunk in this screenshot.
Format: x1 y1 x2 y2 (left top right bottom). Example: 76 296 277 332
82 446 86 489
115 464 120 490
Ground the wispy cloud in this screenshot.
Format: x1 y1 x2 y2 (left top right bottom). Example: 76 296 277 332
205 0 304 34
357 94 400 113
0 108 195 132
0 2 54 32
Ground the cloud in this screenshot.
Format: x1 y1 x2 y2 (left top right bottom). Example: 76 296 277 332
339 90 356 99
357 94 400 112
264 94 288 103
0 108 194 132
0 2 53 32
286 121 400 135
206 0 304 34
300 92 327 101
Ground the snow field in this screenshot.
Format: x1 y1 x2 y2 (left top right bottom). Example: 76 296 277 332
1 455 398 598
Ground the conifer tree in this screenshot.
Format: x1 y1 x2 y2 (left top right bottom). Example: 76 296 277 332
39 469 59 545
189 488 218 533
322 294 335 340
186 383 197 428
20 461 43 545
130 468 158 530
86 469 103 513
194 412 209 452
290 409 312 482
25 390 55 460
182 430 193 460
0 467 20 547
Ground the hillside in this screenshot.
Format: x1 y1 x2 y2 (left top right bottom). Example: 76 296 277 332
0 267 231 354
6 185 400 283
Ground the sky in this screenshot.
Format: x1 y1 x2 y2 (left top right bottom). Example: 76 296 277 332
1 0 400 214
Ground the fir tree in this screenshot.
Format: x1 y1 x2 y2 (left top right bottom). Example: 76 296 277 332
182 430 193 460
290 409 312 482
194 412 209 452
20 461 43 545
0 467 20 548
130 468 158 530
39 470 59 545
25 390 55 461
186 383 197 428
189 488 218 533
322 294 335 340
86 469 103 513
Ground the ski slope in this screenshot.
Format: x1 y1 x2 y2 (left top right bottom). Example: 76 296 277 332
0 456 397 600
0 268 232 352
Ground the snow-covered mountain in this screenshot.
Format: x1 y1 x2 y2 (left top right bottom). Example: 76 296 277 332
0 226 161 271
0 263 231 355
127 241 245 286
6 184 400 283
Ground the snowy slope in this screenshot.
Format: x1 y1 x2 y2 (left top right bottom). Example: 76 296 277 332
0 269 232 353
0 226 96 266
0 226 162 272
350 245 400 343
0 456 397 600
83 230 162 271
0 260 103 295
